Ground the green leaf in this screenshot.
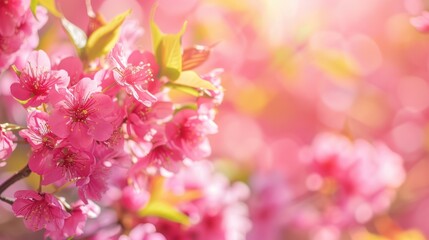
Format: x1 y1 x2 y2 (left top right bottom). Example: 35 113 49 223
61 18 88 50
158 23 187 80
174 71 217 90
165 82 201 97
39 0 62 17
150 6 187 80
30 0 38 18
85 9 131 61
138 202 190 225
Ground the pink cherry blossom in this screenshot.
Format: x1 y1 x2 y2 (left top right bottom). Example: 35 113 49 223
120 186 150 212
125 100 174 158
199 68 224 105
0 126 16 163
12 190 70 232
129 127 184 177
166 109 218 160
119 224 166 240
0 0 29 37
44 200 96 239
411 11 429 32
149 161 251 240
77 145 117 203
48 77 117 149
127 100 173 125
42 145 94 185
54 56 83 86
0 1 47 72
110 44 160 107
10 50 69 107
19 111 60 174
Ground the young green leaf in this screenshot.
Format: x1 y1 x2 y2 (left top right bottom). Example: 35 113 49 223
157 22 187 80
165 82 201 97
138 201 190 225
182 45 211 70
150 5 187 80
39 0 63 17
61 18 88 50
85 9 131 61
30 0 38 18
173 71 217 90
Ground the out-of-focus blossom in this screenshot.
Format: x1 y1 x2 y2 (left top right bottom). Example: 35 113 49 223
199 68 224 106
120 185 150 212
0 0 47 72
299 133 405 227
150 161 251 240
119 224 166 240
0 126 16 163
247 172 291 240
410 11 429 32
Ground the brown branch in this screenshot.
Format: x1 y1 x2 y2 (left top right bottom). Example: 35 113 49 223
0 196 13 205
0 164 31 196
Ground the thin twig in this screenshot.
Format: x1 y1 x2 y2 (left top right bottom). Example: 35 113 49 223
0 196 13 205
0 164 31 195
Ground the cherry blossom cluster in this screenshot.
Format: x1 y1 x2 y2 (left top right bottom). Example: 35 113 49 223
88 161 251 240
0 1 239 238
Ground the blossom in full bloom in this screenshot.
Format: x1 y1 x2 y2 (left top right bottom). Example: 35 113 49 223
12 190 70 232
10 50 69 107
48 77 118 149
0 126 16 164
166 109 218 160
110 44 160 107
42 145 94 185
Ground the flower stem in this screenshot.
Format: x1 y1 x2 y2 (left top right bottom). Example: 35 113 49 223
0 164 31 196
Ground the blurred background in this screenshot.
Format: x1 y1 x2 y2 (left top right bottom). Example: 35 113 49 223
2 0 429 239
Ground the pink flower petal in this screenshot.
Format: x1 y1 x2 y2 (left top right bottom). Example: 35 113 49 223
10 82 32 101
25 50 51 76
48 108 70 138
